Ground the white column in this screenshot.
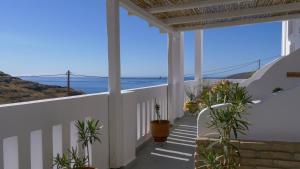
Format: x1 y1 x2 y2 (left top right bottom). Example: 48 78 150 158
168 32 185 123
195 30 203 83
106 0 123 168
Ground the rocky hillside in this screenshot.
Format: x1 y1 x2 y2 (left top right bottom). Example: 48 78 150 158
0 71 83 104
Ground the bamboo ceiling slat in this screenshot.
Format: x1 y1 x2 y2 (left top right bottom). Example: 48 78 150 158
126 0 300 31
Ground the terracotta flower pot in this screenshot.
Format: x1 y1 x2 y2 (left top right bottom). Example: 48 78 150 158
150 120 170 142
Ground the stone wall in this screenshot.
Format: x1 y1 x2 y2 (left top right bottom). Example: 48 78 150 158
195 137 300 169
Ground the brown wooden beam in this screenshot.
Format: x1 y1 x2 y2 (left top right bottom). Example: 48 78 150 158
287 72 300 78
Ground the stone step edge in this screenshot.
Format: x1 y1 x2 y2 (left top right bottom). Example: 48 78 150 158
239 157 300 169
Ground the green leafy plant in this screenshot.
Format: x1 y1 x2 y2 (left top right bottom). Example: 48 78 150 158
200 147 222 169
205 107 249 168
53 118 102 169
201 81 251 108
198 80 251 169
53 153 70 169
69 147 88 169
154 98 161 121
76 119 102 167
53 147 88 169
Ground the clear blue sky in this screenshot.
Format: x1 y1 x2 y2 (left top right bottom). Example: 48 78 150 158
0 0 281 77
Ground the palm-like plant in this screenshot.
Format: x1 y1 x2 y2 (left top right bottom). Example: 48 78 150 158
53 147 88 169
75 119 102 167
228 83 252 106
209 106 250 139
154 98 161 121
53 153 70 169
207 107 249 168
199 81 251 169
69 147 88 169
200 147 222 169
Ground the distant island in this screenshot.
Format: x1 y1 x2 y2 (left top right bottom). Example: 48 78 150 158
0 71 83 104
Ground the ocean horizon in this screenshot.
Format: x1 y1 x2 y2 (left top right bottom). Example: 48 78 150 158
20 76 197 94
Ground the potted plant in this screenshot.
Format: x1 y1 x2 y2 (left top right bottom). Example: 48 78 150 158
53 119 102 169
150 99 170 142
183 86 202 114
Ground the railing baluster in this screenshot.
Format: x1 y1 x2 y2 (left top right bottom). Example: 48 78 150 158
62 122 70 154
52 125 62 157
3 136 19 169
30 130 43 169
146 101 150 133
137 104 140 140
161 97 164 119
143 102 147 136
140 103 143 138
151 99 154 121
164 97 167 120
0 139 3 169
161 97 165 119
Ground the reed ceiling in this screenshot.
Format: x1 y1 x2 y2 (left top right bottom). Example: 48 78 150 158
120 0 300 31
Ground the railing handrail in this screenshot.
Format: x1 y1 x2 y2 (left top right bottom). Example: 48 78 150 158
0 92 109 108
126 83 168 92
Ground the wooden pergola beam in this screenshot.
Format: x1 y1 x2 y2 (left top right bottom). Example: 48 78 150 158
176 13 300 31
148 0 251 14
164 2 300 25
119 0 173 33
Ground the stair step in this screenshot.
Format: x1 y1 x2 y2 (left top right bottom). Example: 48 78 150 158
240 158 300 169
240 149 299 161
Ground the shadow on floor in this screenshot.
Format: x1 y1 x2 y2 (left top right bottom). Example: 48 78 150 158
127 115 197 169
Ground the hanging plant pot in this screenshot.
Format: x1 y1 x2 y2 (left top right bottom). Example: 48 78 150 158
150 120 170 142
184 101 199 114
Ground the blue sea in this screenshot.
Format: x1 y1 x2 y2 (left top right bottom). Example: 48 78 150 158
20 76 194 94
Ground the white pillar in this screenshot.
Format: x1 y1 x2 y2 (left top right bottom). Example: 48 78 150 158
195 30 203 83
106 0 123 168
168 32 185 122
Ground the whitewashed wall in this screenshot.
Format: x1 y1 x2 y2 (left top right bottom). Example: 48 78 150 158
243 85 300 142
0 93 110 169
242 49 300 99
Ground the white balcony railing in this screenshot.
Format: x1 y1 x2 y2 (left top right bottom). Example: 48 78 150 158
0 81 202 169
0 83 175 169
128 84 168 147
0 93 110 169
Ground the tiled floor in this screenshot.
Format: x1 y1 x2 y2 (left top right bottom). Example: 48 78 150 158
127 115 197 169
